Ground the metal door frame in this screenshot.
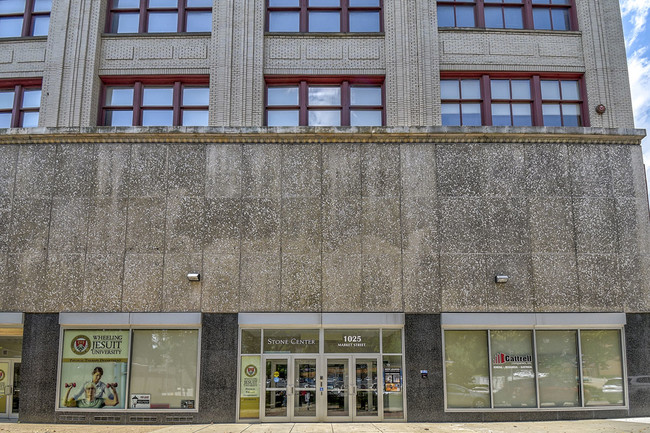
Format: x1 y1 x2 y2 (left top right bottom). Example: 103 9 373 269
0 359 20 419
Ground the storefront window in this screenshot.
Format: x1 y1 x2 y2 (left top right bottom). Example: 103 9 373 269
239 355 261 419
536 330 580 407
382 329 402 353
444 330 490 408
59 330 129 409
581 330 625 406
241 329 261 354
129 330 198 409
383 355 403 418
324 329 380 353
490 330 536 408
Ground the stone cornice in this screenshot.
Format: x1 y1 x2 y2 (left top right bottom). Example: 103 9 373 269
0 126 644 145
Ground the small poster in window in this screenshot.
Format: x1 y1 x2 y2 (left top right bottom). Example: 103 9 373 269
131 394 151 409
181 399 195 409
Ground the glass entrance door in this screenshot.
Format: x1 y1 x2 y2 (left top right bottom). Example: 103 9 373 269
0 360 19 419
262 356 319 422
325 356 381 421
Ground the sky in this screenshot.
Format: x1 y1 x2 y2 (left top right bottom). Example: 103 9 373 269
620 0 650 191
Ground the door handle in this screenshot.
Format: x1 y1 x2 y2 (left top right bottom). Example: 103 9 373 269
288 385 294 394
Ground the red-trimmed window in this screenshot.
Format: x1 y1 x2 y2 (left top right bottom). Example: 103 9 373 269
0 0 51 37
0 80 42 128
440 73 587 127
437 0 575 30
266 77 384 126
108 0 212 34
267 0 382 33
100 77 209 126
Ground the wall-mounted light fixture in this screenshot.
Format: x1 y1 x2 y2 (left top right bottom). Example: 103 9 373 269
187 273 201 282
495 275 509 284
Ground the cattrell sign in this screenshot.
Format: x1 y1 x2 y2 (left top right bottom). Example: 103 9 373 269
493 353 533 364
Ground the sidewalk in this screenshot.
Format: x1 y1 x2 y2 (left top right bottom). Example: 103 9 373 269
0 419 649 433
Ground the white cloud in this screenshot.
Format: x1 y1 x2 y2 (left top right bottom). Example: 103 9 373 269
621 0 650 48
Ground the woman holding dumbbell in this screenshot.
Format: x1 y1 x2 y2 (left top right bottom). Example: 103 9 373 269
72 367 113 400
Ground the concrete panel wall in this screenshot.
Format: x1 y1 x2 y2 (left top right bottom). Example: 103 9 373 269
0 129 647 315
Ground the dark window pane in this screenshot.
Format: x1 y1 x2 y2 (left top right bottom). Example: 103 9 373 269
309 11 340 32
561 104 581 126
268 110 299 126
512 103 532 126
308 110 341 126
112 12 139 33
105 110 133 126
437 5 455 27
31 15 49 36
33 0 51 12
269 11 300 32
441 103 461 126
462 103 481 125
106 87 134 106
441 80 460 99
551 8 569 30
0 17 23 37
21 111 38 127
503 6 523 28
0 113 11 128
350 87 381 106
183 87 209 106
143 87 173 106
533 8 551 29
491 103 511 126
0 0 25 14
532 0 551 3
349 11 379 32
309 87 341 106
350 110 382 126
148 11 177 32
0 91 14 109
182 109 208 126
542 103 562 126
186 11 211 31
485 7 504 28
456 5 475 27
142 109 174 126
540 81 560 99
21 90 41 108
268 87 299 106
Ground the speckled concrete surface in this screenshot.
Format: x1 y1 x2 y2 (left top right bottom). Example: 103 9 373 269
0 420 649 433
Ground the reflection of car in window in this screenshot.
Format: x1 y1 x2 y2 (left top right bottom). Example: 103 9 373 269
447 384 490 408
602 378 624 404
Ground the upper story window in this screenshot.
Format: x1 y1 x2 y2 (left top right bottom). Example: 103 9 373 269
441 74 586 127
0 80 42 128
100 77 209 126
437 0 575 31
108 0 212 33
267 0 382 33
0 0 51 37
266 77 384 126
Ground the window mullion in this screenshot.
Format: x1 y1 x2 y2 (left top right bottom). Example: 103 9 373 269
476 0 485 28
531 75 543 126
173 82 182 126
140 0 148 32
22 0 34 36
522 0 533 29
178 0 186 32
133 82 143 126
341 0 348 32
341 81 350 126
301 0 308 32
12 85 22 128
480 75 491 126
299 81 308 126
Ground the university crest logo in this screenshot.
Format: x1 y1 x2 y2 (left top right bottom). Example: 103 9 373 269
0 370 5 381
71 335 91 355
245 364 257 377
